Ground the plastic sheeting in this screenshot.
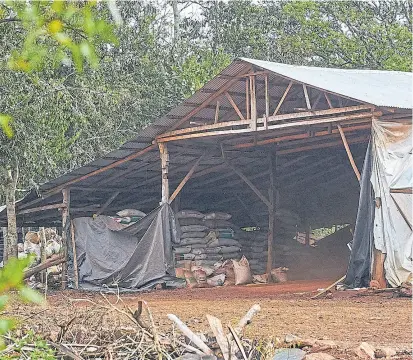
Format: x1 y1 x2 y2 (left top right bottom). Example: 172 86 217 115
371 119 412 287
344 142 374 288
73 204 176 291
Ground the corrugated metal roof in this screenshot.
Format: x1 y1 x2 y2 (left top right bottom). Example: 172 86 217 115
241 58 413 109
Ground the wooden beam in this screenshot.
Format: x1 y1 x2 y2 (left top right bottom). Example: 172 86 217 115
61 188 70 290
264 74 269 130
95 191 120 216
18 202 66 215
390 188 412 194
312 92 323 110
227 163 271 208
214 101 220 123
231 122 371 149
70 220 79 289
250 75 257 130
156 104 375 140
43 144 157 198
277 135 369 155
159 142 169 204
303 84 311 109
325 92 333 109
273 81 293 115
157 111 376 143
245 77 250 120
169 156 203 203
225 92 245 120
337 124 361 181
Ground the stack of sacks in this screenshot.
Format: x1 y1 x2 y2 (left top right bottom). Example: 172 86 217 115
174 210 210 266
174 210 242 268
238 230 267 274
111 209 146 227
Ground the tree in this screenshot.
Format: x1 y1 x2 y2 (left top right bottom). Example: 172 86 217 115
0 0 118 260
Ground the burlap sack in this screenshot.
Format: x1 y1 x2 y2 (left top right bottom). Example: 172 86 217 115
232 256 252 285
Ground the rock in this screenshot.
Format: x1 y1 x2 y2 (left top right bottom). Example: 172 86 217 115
86 346 99 353
374 347 397 358
305 353 336 360
301 338 317 347
285 333 301 343
273 348 306 360
314 340 338 349
354 342 376 359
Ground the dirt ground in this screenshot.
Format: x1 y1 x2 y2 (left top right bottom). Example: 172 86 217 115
10 279 412 355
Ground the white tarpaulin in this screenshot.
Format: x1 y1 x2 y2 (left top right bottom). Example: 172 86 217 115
371 119 412 287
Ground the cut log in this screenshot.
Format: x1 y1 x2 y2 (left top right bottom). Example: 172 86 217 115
24 254 66 279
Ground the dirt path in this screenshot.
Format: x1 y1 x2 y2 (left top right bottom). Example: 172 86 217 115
33 281 412 351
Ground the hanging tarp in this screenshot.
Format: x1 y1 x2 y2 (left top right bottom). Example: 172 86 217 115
73 204 176 291
345 141 374 288
371 119 412 287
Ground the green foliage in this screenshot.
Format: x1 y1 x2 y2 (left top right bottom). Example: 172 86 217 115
2 330 55 359
5 0 117 73
0 258 43 349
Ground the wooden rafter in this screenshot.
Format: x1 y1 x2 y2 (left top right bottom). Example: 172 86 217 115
18 202 66 215
169 156 203 203
227 162 271 208
225 92 245 120
214 101 220 123
337 124 361 181
303 84 311 109
273 81 293 115
95 191 120 216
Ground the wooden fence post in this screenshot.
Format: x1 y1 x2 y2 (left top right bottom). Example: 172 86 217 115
61 188 70 290
158 142 170 204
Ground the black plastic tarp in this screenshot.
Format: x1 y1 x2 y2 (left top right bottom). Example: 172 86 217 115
72 204 176 291
344 141 374 288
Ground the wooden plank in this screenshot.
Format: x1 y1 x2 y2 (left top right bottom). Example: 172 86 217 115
70 220 79 289
43 144 157 198
206 315 229 360
156 104 375 140
214 100 220 123
158 142 169 204
95 191 120 216
273 81 293 115
245 77 250 119
325 92 333 108
337 124 361 181
312 92 323 110
370 248 387 289
228 163 271 208
390 188 413 194
18 202 66 215
311 275 346 299
225 92 245 120
278 135 369 155
169 156 203 203
264 74 269 130
61 188 70 290
303 84 311 109
158 111 376 143
231 123 371 149
250 75 257 130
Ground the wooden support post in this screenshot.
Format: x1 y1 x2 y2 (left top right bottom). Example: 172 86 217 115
264 74 269 130
267 153 276 280
337 124 361 181
324 92 333 109
39 227 47 283
169 156 203 203
70 220 79 289
61 188 70 290
273 81 293 116
305 225 311 246
249 75 257 131
303 84 311 109
159 142 170 204
245 77 250 120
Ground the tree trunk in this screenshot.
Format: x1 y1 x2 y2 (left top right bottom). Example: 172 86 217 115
5 168 18 261
171 0 180 44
